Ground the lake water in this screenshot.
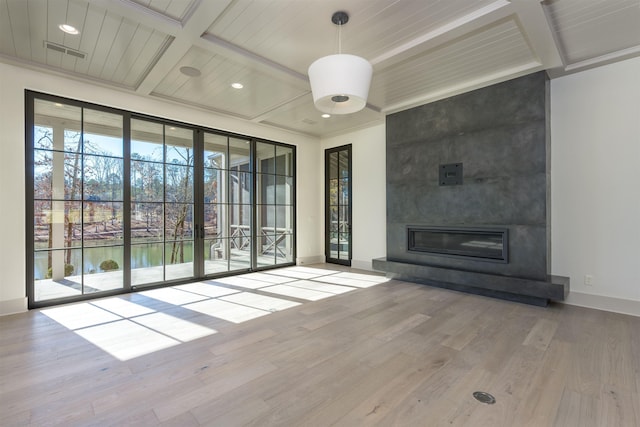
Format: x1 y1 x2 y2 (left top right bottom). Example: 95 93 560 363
34 241 194 280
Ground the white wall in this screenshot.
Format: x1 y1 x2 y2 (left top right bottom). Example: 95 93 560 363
551 57 640 315
321 124 387 270
0 62 322 315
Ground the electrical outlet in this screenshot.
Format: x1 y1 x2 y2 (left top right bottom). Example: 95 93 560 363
584 274 594 286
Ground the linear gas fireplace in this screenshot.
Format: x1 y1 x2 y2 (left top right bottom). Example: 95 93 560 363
408 227 508 263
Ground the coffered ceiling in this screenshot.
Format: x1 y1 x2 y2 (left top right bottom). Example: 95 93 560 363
1 0 639 138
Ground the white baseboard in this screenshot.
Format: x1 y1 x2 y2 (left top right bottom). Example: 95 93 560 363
0 297 28 316
562 292 640 317
296 255 325 266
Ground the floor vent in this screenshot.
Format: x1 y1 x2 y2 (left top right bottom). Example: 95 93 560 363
44 41 87 60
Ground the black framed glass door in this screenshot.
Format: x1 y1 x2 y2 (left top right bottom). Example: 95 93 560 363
325 145 352 265
26 91 296 308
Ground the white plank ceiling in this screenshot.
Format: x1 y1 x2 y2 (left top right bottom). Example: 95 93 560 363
1 0 639 138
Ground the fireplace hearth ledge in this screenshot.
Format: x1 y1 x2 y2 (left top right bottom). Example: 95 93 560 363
372 257 569 307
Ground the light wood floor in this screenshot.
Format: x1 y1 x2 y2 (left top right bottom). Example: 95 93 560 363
1 264 639 426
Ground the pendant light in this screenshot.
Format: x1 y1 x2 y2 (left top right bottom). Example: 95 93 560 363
308 11 373 114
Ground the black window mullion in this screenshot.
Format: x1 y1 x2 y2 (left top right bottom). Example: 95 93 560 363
122 112 131 290
193 129 204 278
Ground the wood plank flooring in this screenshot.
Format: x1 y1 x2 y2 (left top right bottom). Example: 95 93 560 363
1 264 639 426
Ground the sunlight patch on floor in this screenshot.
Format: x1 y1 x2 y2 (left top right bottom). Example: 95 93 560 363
131 312 216 342
262 268 325 280
220 292 301 312
259 284 336 301
284 280 355 295
312 274 384 288
139 287 209 305
92 297 155 317
184 299 270 323
75 320 181 361
211 276 273 289
42 303 121 330
241 272 297 284
173 282 240 298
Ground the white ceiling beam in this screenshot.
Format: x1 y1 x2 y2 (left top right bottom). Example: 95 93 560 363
196 34 308 83
562 45 640 75
133 0 235 95
509 0 564 73
370 0 514 70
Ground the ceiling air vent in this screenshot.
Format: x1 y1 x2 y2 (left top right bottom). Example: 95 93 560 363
44 41 87 60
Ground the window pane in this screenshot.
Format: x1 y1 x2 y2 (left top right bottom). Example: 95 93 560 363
229 204 251 227
83 108 123 157
132 119 163 162
64 129 82 154
82 202 123 247
34 149 53 199
166 164 193 203
165 203 194 240
34 200 82 249
229 137 250 167
204 168 224 203
204 133 227 169
131 202 163 243
165 241 193 280
339 151 349 178
34 248 82 301
256 142 275 174
165 126 193 165
230 170 251 204
83 246 123 293
276 234 293 264
34 125 54 150
131 161 163 202
83 155 123 201
329 151 338 179
205 238 229 275
258 205 276 230
276 205 293 229
258 173 275 205
275 176 292 205
131 243 164 285
64 152 83 200
229 237 251 271
204 204 222 238
276 145 293 176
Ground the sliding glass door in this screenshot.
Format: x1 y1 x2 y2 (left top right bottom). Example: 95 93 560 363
130 119 195 286
27 91 295 308
31 98 126 301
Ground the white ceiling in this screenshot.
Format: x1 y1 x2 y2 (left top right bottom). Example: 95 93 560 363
1 0 639 138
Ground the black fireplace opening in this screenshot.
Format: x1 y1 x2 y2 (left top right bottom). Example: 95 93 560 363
408 226 508 263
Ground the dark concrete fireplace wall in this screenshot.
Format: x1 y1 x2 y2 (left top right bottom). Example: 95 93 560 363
373 72 569 306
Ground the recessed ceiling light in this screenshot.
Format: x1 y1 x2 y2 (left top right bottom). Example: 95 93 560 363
59 24 79 35
179 66 201 77
231 83 243 89
54 103 63 107
322 114 331 118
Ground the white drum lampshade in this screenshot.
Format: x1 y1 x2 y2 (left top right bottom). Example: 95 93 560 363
308 54 372 114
